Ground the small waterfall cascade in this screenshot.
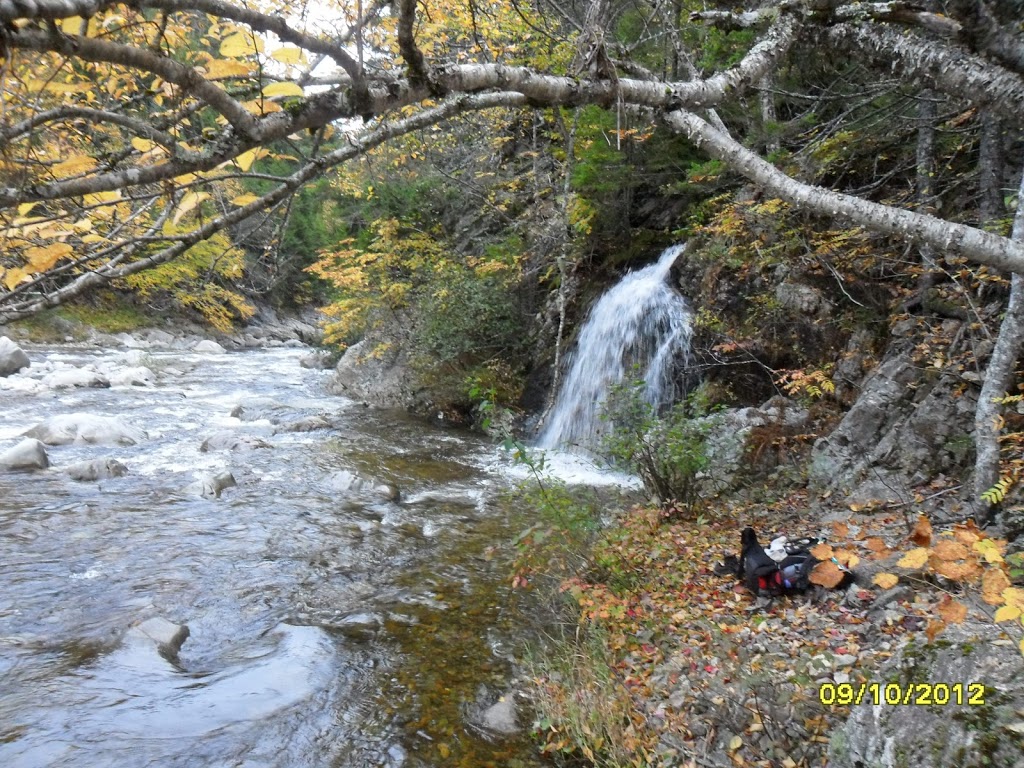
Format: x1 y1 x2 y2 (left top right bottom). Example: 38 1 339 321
536 244 693 450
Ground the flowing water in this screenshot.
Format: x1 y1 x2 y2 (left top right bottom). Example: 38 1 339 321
0 343 551 768
537 245 693 450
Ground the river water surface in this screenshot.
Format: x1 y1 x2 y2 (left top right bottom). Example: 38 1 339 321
0 342 564 767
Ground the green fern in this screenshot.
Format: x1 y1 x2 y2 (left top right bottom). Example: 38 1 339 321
981 476 1015 506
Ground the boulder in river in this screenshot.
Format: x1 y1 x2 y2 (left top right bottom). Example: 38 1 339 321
126 617 190 661
65 458 129 481
273 415 333 434
0 336 30 377
193 339 226 354
42 367 111 389
0 438 49 470
107 366 155 387
326 469 400 501
200 432 272 452
24 413 147 446
187 470 237 498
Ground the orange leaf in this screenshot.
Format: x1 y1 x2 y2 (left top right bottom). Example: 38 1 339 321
865 537 889 553
897 547 930 569
937 595 967 624
934 560 982 581
925 619 946 643
872 573 899 589
931 539 969 561
832 521 850 538
952 521 981 546
981 567 1011 605
810 543 834 560
834 550 860 569
810 560 846 588
910 515 932 547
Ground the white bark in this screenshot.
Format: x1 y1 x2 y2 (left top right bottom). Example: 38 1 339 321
973 168 1024 522
663 109 1024 273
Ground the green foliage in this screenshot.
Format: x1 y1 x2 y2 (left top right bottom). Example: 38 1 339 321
600 381 718 510
121 227 254 332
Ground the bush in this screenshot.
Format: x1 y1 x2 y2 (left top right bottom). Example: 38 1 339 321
600 381 718 510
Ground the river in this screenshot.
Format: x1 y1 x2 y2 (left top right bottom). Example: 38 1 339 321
0 342 559 768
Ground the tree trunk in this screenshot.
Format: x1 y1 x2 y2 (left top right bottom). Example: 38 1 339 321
978 110 1004 224
973 166 1024 523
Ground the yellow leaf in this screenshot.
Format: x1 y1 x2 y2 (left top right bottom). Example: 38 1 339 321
974 539 1006 564
230 194 260 206
52 155 97 178
897 547 930 569
81 234 105 244
994 604 1022 622
270 46 306 65
872 573 899 589
219 32 264 58
172 191 210 226
262 81 304 98
728 735 742 752
204 59 256 79
83 190 121 206
17 202 37 217
1003 587 1024 608
241 99 282 115
233 148 264 172
25 243 73 271
3 267 30 290
131 137 156 152
60 15 85 34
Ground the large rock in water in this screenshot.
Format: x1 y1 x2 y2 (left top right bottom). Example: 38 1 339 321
193 339 226 354
0 438 49 470
327 336 433 411
0 336 30 377
42 367 111 389
24 413 147 446
829 623 1024 768
65 458 129 481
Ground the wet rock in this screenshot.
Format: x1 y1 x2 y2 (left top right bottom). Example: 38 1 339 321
200 432 272 451
107 366 155 387
0 438 49 470
25 413 147 446
274 415 333 433
299 350 332 369
829 623 1024 768
471 692 520 737
42 367 110 389
65 458 129 481
127 617 190 660
188 470 237 498
143 328 176 348
0 336 30 377
328 337 434 411
193 339 226 354
327 469 399 501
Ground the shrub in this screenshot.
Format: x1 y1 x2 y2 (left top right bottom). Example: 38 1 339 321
600 381 718 511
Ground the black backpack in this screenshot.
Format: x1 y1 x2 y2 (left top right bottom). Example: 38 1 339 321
731 527 820 596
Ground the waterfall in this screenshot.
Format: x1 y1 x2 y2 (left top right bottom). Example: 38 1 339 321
537 244 693 450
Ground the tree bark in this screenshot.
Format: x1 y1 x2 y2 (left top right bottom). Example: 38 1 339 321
973 167 1024 523
978 111 1004 224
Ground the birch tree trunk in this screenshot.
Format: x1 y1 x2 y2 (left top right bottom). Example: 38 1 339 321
974 167 1024 523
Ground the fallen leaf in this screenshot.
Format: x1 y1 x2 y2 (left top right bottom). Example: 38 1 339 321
953 521 981 546
910 515 932 547
934 560 982 581
865 537 889 553
994 605 1022 622
728 735 742 752
834 550 860 569
810 543 834 560
925 619 946 643
982 567 1012 605
937 595 967 624
897 547 930 569
873 573 899 589
833 521 850 537
810 560 846 588
932 539 969 561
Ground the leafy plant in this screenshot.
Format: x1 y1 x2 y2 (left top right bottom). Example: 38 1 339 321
600 380 719 511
